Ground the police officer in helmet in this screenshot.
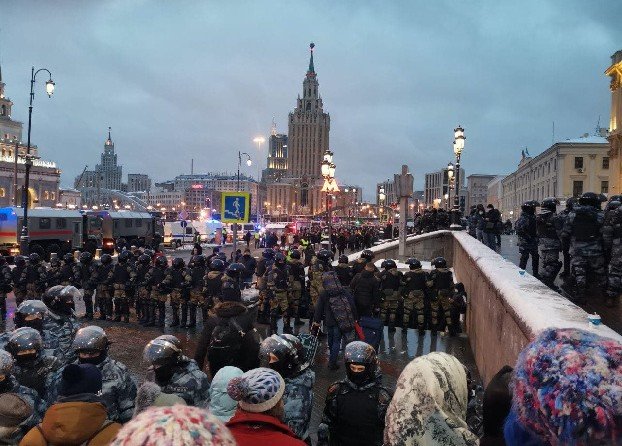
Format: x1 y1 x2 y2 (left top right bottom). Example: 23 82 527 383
44 325 137 423
6 327 61 397
259 334 315 442
560 192 606 303
320 341 392 446
143 335 210 406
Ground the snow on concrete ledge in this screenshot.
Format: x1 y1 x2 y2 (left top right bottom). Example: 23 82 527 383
452 231 622 343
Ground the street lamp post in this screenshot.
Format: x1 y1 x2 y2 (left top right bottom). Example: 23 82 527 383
321 149 337 249
450 126 465 230
253 136 265 222
20 67 55 255
447 162 454 212
234 151 252 256
379 187 386 225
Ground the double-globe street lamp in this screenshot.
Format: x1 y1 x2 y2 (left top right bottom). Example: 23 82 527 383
20 67 55 255
450 126 465 230
321 149 337 247
233 151 252 255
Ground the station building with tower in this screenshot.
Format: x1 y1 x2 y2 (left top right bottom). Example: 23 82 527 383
0 64 60 208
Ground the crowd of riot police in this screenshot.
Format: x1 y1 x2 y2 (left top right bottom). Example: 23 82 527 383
512 191 621 306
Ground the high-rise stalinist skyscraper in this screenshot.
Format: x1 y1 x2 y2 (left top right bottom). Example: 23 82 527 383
265 43 332 217
287 42 330 180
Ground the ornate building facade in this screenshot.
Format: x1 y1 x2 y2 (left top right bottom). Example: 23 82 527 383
0 64 60 207
606 50 622 194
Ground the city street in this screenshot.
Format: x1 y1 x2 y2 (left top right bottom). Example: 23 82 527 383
1 240 478 441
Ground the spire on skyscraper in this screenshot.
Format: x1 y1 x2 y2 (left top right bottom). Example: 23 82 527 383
105 126 113 146
307 42 315 77
271 117 277 136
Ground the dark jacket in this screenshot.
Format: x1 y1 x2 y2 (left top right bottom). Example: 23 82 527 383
240 255 257 280
193 301 260 375
313 278 357 328
350 270 382 317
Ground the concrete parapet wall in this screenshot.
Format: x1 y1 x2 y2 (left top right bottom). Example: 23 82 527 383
355 230 622 385
451 231 622 384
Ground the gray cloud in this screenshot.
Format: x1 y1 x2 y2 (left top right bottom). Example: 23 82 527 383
1 0 619 198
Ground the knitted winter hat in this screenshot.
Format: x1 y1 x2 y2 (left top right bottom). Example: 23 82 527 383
510 328 622 444
133 382 186 416
227 367 285 413
59 363 103 396
0 393 32 427
111 405 236 446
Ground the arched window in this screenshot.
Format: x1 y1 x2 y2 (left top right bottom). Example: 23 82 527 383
300 183 309 207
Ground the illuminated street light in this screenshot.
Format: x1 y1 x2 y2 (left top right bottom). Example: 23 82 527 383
20 66 56 255
450 125 466 229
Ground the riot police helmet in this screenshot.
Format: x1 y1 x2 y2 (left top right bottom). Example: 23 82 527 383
28 253 41 264
579 192 602 209
14 300 48 331
14 256 26 268
344 341 377 386
143 249 154 258
155 334 183 349
50 257 61 268
290 250 301 260
521 200 539 213
541 197 559 212
361 249 375 261
258 334 301 379
606 200 621 212
566 197 578 210
216 252 228 263
609 194 622 203
193 255 206 268
0 350 14 378
432 257 447 269
100 254 113 265
6 327 43 361
226 262 246 278
338 255 349 264
381 259 397 270
172 257 185 269
155 256 168 268
143 336 183 368
117 250 131 263
280 333 305 373
72 326 110 364
262 248 275 260
42 285 77 315
274 253 287 266
63 252 75 263
406 257 422 269
79 251 93 263
209 258 225 272
138 254 151 265
316 249 333 263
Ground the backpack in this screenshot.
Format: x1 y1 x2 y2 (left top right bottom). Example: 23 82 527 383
322 271 356 340
208 317 245 366
36 420 115 446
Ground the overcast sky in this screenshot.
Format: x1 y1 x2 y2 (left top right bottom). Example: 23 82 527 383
1 0 619 198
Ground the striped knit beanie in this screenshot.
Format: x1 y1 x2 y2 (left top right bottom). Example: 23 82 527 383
227 367 285 413
510 328 622 445
111 405 236 446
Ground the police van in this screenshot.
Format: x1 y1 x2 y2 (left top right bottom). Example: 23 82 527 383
163 221 197 248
